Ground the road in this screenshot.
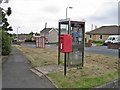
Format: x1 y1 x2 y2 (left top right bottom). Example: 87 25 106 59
2 47 55 88
85 46 118 56
21 43 119 56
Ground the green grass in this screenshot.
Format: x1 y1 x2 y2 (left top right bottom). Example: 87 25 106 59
48 70 118 88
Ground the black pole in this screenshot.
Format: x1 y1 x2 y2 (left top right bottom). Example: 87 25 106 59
64 52 67 76
58 22 61 65
82 23 85 67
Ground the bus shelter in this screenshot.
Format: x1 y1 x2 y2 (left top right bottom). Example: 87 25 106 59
58 19 85 67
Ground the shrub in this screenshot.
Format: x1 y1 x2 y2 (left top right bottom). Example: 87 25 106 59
92 40 104 44
25 39 35 42
2 30 11 55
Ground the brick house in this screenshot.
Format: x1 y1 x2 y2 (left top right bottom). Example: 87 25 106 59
85 25 119 42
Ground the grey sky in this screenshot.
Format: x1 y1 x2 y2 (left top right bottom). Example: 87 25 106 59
87 2 118 25
118 1 120 25
1 0 119 34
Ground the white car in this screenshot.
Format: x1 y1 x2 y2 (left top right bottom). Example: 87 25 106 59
105 35 120 44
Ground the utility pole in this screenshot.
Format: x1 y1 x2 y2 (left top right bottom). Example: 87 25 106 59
44 22 47 36
17 27 20 43
91 24 93 31
44 22 47 43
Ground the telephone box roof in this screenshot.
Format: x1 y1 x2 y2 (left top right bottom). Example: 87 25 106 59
59 18 85 22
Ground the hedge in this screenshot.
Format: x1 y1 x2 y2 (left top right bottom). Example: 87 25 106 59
92 40 104 44
1 30 11 55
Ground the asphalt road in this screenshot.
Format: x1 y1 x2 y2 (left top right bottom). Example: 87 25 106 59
2 47 55 88
45 45 119 57
85 46 118 56
21 43 119 57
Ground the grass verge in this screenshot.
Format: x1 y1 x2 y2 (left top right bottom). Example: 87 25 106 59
48 68 118 88
13 45 58 67
14 45 118 88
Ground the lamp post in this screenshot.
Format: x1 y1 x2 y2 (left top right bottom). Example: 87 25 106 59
17 26 20 42
63 7 73 76
66 7 73 19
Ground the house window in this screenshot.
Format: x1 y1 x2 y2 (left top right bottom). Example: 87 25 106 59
90 35 92 38
99 35 102 39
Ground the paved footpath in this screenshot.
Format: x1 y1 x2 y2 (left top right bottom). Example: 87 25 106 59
2 47 55 88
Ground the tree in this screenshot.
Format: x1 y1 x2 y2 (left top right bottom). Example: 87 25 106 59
1 7 13 31
1 7 13 55
29 32 34 36
35 32 40 36
2 30 11 55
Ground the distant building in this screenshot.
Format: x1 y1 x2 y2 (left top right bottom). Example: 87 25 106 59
86 25 119 42
14 34 36 42
17 34 27 42
40 27 58 43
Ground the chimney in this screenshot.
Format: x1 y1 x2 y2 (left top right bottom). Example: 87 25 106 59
95 25 97 29
45 22 47 29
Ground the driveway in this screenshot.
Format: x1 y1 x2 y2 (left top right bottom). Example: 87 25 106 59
2 47 55 88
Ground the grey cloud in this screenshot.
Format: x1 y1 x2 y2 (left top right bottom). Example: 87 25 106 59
118 1 120 24
0 0 9 3
87 4 118 25
42 6 60 13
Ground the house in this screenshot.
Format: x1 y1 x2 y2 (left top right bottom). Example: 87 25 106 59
85 25 119 42
17 34 27 42
14 34 36 43
40 27 58 43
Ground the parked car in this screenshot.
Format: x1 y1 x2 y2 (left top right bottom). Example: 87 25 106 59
105 35 120 44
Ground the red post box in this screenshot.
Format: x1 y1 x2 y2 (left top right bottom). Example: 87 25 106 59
60 34 72 53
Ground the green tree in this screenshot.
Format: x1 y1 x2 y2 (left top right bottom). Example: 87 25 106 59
2 7 13 31
1 7 13 55
29 32 34 36
2 30 11 55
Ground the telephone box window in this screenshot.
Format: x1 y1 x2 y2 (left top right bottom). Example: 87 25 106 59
100 35 102 39
90 35 92 38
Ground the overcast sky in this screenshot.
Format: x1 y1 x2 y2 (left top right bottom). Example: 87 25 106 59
1 0 119 34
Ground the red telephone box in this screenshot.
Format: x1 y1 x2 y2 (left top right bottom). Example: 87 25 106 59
35 36 45 48
60 34 72 53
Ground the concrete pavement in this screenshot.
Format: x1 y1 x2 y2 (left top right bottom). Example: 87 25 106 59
2 47 56 88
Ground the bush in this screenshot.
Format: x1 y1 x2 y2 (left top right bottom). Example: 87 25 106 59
92 40 104 44
25 39 35 42
2 30 11 55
